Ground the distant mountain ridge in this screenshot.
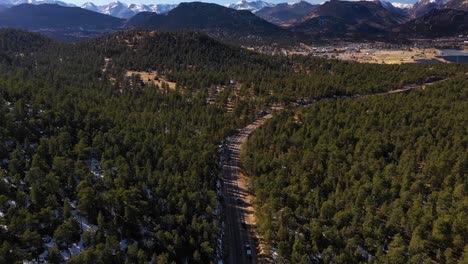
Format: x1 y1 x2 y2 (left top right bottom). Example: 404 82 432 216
411 0 448 17
0 0 73 6
0 4 123 40
226 0 275 12
442 0 468 11
255 1 318 25
395 8 467 37
125 2 299 45
80 1 177 19
291 0 405 39
0 0 466 43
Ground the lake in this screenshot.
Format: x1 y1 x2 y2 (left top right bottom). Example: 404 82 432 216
438 49 468 63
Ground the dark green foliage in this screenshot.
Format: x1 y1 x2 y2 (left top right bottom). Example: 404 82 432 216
88 30 467 102
243 75 468 263
0 28 466 263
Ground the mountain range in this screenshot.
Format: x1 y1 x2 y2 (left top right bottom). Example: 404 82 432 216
290 0 406 39
125 2 299 45
0 4 123 40
0 0 466 21
227 0 275 12
80 1 177 18
0 0 466 43
396 8 467 37
255 1 318 25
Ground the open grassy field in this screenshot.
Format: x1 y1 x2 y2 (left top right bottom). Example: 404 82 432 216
329 48 446 64
127 70 177 90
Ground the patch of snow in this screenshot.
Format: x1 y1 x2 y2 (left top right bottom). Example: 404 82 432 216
38 249 49 262
120 239 129 251
38 237 56 261
45 237 56 248
60 249 71 261
69 239 85 257
90 158 103 180
391 2 413 8
71 211 97 233
228 0 275 12
146 187 153 199
80 1 177 18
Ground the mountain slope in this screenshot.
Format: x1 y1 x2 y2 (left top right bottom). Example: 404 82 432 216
0 4 123 29
255 1 318 26
380 0 411 15
125 2 300 45
0 4 124 40
291 0 405 39
410 0 447 17
443 0 468 11
395 8 467 37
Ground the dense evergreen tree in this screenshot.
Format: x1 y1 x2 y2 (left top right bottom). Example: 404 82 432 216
0 28 466 263
243 75 468 263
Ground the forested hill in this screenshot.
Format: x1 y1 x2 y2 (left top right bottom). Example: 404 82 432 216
0 29 51 52
0 28 241 264
0 28 466 263
242 75 468 263
84 30 467 101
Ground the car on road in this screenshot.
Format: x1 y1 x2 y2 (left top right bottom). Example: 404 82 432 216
245 244 252 258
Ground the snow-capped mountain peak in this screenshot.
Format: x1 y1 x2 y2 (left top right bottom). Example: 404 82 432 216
227 0 275 12
390 2 413 9
79 1 178 18
12 0 75 7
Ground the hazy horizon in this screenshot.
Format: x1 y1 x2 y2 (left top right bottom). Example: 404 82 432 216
61 0 418 8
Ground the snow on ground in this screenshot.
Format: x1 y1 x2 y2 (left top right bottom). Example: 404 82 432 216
90 158 103 180
69 239 85 257
120 239 129 251
71 210 98 232
146 187 153 199
38 237 56 262
60 249 71 261
391 2 413 8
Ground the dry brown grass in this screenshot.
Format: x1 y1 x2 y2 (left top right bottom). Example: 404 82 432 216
127 70 177 90
331 48 446 64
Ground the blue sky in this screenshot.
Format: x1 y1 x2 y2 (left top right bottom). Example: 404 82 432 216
70 0 417 8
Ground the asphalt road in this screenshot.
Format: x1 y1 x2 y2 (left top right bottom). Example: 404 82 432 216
222 115 273 264
221 77 448 263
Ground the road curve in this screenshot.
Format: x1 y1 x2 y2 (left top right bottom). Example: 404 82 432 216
221 78 448 263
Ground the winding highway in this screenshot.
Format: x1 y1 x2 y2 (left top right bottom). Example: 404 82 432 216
221 77 450 263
